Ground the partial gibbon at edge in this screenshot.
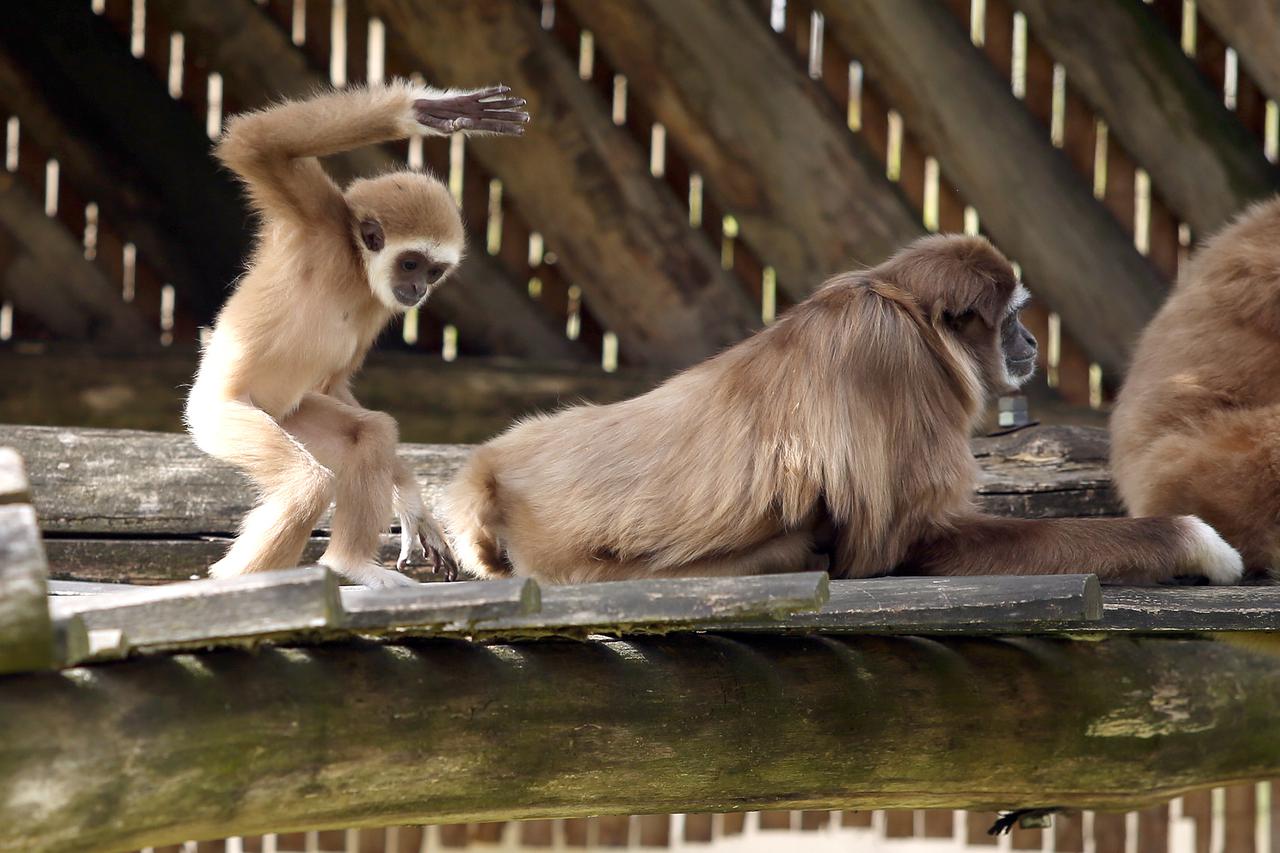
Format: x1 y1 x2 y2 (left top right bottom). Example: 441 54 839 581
1112 196 1280 577
446 235 1243 585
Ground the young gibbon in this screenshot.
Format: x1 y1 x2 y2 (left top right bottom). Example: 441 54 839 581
185 81 527 587
1112 196 1280 577
445 235 1243 585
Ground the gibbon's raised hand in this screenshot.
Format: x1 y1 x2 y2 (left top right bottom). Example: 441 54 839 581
413 85 529 135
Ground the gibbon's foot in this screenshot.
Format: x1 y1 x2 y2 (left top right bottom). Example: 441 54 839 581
321 556 419 588
1183 517 1244 585
396 512 460 581
414 86 529 136
207 556 247 581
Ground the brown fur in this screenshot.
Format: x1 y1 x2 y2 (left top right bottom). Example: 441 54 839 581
1112 196 1280 576
447 235 1242 585
185 81 523 587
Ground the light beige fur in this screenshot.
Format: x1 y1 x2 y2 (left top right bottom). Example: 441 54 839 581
186 81 525 587
446 235 1243 586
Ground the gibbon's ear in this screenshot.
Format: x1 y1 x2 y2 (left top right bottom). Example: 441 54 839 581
359 219 385 252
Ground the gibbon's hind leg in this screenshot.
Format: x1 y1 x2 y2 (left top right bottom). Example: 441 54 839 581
899 514 1243 585
392 458 458 580
1122 406 1280 576
529 531 816 585
280 393 415 588
189 398 335 579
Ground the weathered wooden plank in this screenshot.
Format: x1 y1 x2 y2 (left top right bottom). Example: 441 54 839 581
1196 0 1280 105
364 0 760 367
708 575 1101 634
2 634 1278 850
47 579 143 596
341 578 540 631
148 0 588 362
0 178 149 347
814 0 1169 376
1007 0 1279 236
0 348 657 443
0 448 29 505
0 423 1119 539
559 0 923 299
1094 588 1280 632
470 573 830 639
47 566 342 647
0 503 54 674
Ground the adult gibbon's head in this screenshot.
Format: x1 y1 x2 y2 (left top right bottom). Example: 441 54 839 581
876 234 1038 394
345 171 465 312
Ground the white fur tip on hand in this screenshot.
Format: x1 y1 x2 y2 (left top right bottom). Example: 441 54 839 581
1183 516 1244 584
359 567 420 588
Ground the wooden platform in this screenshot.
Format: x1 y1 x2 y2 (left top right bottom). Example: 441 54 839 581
4 425 1280 852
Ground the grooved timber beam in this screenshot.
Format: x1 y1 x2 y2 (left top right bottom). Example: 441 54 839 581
3 634 1280 850
0 180 150 348
0 53 213 314
1008 0 1280 236
560 0 923 299
1196 0 1280 106
364 0 760 368
813 0 1168 377
0 1 250 326
144 0 586 362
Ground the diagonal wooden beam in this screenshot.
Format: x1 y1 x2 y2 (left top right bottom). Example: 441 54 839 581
0 1 250 325
0 178 150 347
558 0 923 299
1008 0 1280 236
814 0 1169 377
146 0 587 362
1196 0 1280 106
0 52 215 317
363 0 760 368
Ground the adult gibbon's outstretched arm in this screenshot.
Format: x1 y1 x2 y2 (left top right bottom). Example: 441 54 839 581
215 82 526 223
445 234 1243 586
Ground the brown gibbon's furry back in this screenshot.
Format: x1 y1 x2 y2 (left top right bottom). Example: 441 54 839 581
1112 196 1280 576
447 235 1243 586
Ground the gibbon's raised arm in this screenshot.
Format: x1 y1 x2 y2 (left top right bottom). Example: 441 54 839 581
214 81 526 224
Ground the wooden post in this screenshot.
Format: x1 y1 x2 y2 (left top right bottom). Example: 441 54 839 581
362 0 761 367
813 0 1170 377
4 635 1280 849
558 0 923 299
0 503 54 674
1007 0 1279 236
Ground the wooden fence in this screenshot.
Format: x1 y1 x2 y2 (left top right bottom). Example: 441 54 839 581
2 0 1278 403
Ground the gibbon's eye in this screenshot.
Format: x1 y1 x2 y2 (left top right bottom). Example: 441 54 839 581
401 259 419 272
427 266 446 282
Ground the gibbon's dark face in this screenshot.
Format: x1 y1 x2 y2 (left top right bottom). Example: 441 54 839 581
1001 309 1038 386
389 249 449 307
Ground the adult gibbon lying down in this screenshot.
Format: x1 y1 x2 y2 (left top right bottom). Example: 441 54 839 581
446 235 1243 585
1112 196 1280 577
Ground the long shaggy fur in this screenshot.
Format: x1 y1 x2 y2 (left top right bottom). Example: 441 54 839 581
1112 196 1280 575
448 235 1243 586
